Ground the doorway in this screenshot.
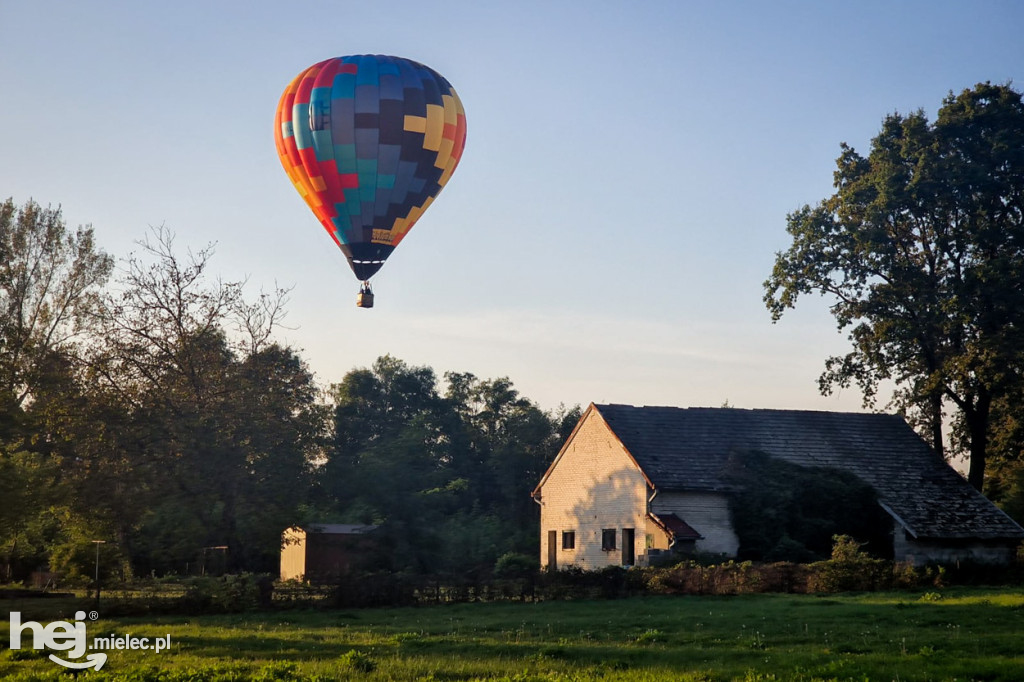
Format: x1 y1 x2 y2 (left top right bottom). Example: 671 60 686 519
547 530 557 569
622 528 635 566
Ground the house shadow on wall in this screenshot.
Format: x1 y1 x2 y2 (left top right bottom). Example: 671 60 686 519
551 467 653 570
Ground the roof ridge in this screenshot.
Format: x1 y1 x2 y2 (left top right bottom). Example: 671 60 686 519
595 403 900 419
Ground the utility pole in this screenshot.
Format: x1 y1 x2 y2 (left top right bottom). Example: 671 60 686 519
92 540 106 604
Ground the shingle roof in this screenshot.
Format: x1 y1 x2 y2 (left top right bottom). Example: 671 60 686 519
594 404 1024 541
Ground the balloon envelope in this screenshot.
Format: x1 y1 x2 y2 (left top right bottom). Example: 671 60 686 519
275 55 467 281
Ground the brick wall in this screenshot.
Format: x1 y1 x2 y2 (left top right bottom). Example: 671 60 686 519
535 408 651 569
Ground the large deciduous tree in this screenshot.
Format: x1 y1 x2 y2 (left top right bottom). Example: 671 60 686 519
764 82 1024 491
0 198 113 420
87 227 321 573
0 198 113 579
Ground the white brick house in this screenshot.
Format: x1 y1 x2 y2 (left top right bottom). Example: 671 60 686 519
530 405 651 570
532 404 1024 569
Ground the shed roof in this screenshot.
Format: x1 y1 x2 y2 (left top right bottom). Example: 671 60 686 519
302 524 377 535
650 512 703 540
592 404 1024 542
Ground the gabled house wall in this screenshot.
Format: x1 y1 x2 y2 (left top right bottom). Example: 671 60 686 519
534 407 650 569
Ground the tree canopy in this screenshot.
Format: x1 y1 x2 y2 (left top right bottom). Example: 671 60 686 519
321 355 578 574
764 82 1024 494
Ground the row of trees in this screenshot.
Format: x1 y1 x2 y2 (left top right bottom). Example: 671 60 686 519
0 199 575 581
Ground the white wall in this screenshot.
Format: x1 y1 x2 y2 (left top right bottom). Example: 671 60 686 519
652 491 739 557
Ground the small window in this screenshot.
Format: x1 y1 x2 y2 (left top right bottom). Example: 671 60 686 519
562 531 575 550
601 528 617 551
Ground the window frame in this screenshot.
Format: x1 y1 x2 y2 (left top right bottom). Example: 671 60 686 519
561 530 575 550
601 528 617 551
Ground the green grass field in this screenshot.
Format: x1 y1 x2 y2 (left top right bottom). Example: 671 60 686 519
3 588 1024 681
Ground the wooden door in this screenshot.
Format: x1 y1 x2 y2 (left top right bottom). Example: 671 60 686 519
547 530 557 570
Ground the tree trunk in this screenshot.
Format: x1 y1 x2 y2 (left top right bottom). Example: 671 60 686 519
928 391 945 458
965 391 992 491
967 431 987 491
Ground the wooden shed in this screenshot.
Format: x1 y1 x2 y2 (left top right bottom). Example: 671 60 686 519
280 524 378 582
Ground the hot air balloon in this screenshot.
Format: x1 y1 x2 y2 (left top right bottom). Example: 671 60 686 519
274 55 467 307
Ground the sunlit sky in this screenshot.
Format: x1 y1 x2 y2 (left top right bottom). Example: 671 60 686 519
2 1 1022 414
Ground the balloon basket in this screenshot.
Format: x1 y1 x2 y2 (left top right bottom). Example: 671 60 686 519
356 283 374 308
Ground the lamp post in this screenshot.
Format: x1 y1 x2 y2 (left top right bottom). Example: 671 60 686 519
91 540 106 603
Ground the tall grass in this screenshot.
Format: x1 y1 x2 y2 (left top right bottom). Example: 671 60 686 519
2 588 1023 681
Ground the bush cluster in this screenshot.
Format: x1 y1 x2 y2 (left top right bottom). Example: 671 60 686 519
94 573 276 616
318 535 1011 605
179 573 275 612
51 537 1023 613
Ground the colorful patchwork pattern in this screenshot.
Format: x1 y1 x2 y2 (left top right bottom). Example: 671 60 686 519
275 55 467 281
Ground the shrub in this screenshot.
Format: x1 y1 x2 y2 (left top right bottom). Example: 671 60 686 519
892 561 924 589
251 661 301 681
494 552 537 578
807 535 892 592
339 649 376 673
179 573 273 613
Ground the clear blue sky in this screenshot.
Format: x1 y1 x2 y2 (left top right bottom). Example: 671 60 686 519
2 1 1022 414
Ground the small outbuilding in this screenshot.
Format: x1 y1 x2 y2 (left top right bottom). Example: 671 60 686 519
532 404 1024 569
279 524 378 582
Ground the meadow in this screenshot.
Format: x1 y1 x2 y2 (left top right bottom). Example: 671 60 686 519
2 588 1024 681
